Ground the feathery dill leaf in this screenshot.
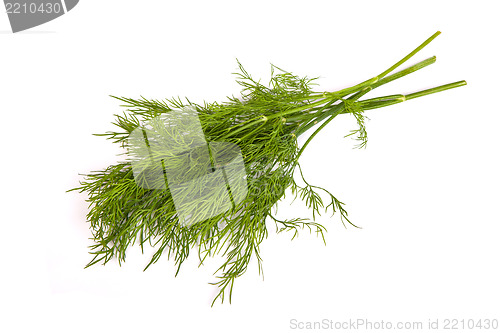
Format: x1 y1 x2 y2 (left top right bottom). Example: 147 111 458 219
70 31 466 305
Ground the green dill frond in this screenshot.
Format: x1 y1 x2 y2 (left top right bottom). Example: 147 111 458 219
70 31 466 305
344 99 369 149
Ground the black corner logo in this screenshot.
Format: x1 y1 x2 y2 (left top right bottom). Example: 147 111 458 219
4 0 79 33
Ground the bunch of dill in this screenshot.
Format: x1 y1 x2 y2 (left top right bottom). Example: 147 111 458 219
71 31 465 305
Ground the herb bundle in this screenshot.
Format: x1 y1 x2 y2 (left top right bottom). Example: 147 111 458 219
71 31 466 305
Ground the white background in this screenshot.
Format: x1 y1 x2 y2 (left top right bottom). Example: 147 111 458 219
1 1 499 332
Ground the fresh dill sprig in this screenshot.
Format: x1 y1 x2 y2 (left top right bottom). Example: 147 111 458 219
70 31 466 305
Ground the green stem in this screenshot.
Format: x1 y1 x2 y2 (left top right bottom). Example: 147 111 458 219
295 56 437 136
294 31 440 106
405 80 467 100
295 79 467 161
222 97 335 139
372 56 436 89
378 31 441 78
295 105 344 160
291 76 379 102
226 32 442 142
358 80 467 110
221 77 378 140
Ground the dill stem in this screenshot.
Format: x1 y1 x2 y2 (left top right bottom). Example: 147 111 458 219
359 80 467 110
289 76 379 102
224 30 443 142
270 76 376 118
295 104 343 160
294 56 437 135
378 31 441 78
294 77 466 161
220 97 335 140
221 77 379 140
293 30 441 105
405 80 467 100
374 56 436 88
